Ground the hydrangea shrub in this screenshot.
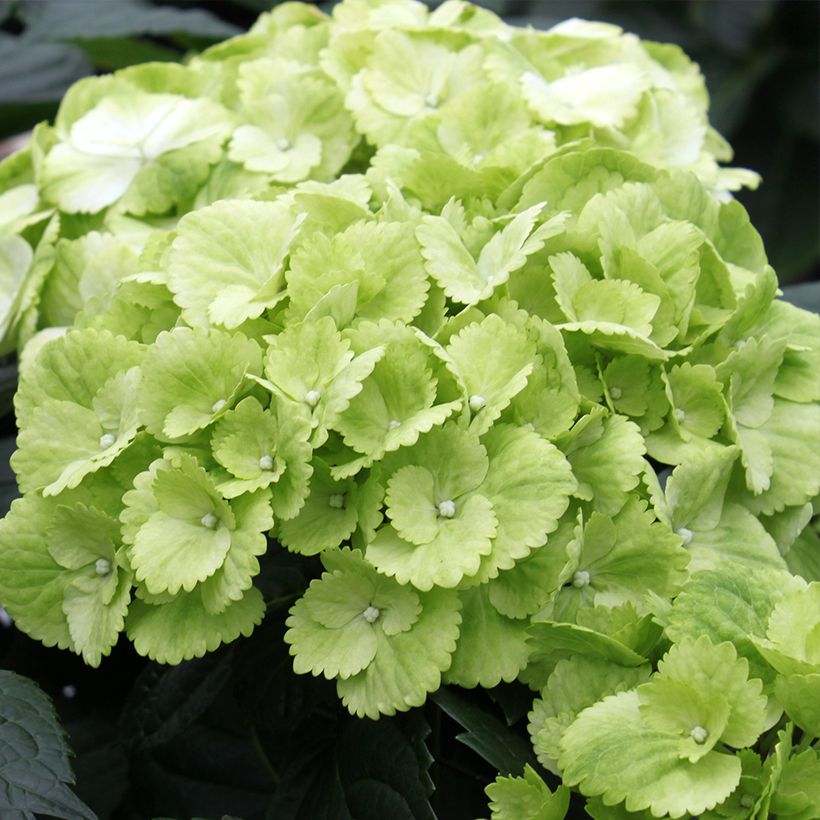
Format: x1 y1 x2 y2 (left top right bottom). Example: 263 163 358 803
0 0 818 816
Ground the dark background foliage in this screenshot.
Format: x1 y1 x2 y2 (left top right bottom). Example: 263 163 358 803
0 2 817 818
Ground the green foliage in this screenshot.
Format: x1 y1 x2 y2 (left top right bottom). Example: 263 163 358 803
0 670 95 819
0 1 818 818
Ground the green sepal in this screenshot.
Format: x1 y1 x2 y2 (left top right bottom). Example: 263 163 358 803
139 326 262 440
443 586 530 688
126 585 265 664
485 764 569 820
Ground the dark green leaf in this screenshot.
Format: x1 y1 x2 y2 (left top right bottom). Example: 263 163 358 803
129 688 275 819
0 670 97 820
0 33 92 103
268 712 436 820
19 0 241 41
431 688 539 776
68 36 181 71
118 649 234 751
782 282 820 314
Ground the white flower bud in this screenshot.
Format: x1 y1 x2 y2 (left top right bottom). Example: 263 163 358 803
572 570 590 588
388 419 401 430
61 684 77 699
211 399 227 414
610 387 622 400
690 725 709 744
94 558 111 576
674 408 686 423
328 493 346 509
276 137 291 151
438 499 456 519
305 389 321 407
362 605 380 624
99 433 116 449
677 527 694 546
258 454 274 471
469 394 486 412
201 512 218 529
424 93 439 108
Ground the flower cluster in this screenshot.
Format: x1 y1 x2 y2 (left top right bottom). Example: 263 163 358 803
0 1 818 816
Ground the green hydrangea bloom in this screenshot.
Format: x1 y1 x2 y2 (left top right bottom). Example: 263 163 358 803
0 4 816 814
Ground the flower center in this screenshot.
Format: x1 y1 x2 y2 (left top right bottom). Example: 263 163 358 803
674 408 686 423
94 558 111 576
276 137 291 151
469 394 486 412
328 493 346 510
201 512 218 529
424 93 439 108
677 527 694 546
610 386 622 400
258 454 274 471
305 389 321 407
572 570 590 588
690 725 709 744
211 399 227 414
362 605 380 624
437 499 456 519
388 419 401 430
99 433 116 449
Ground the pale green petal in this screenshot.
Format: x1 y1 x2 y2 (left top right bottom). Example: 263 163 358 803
445 314 536 435
559 410 645 516
641 635 768 750
278 459 359 554
666 563 804 690
168 200 304 329
559 690 741 818
367 493 497 590
444 586 530 688
127 585 265 664
529 656 651 771
775 674 820 737
63 570 131 667
262 317 383 447
0 496 74 650
471 425 575 582
15 327 144 420
336 587 462 718
139 327 262 439
486 765 569 820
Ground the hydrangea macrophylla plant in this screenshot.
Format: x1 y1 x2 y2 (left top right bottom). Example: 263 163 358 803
0 0 818 816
